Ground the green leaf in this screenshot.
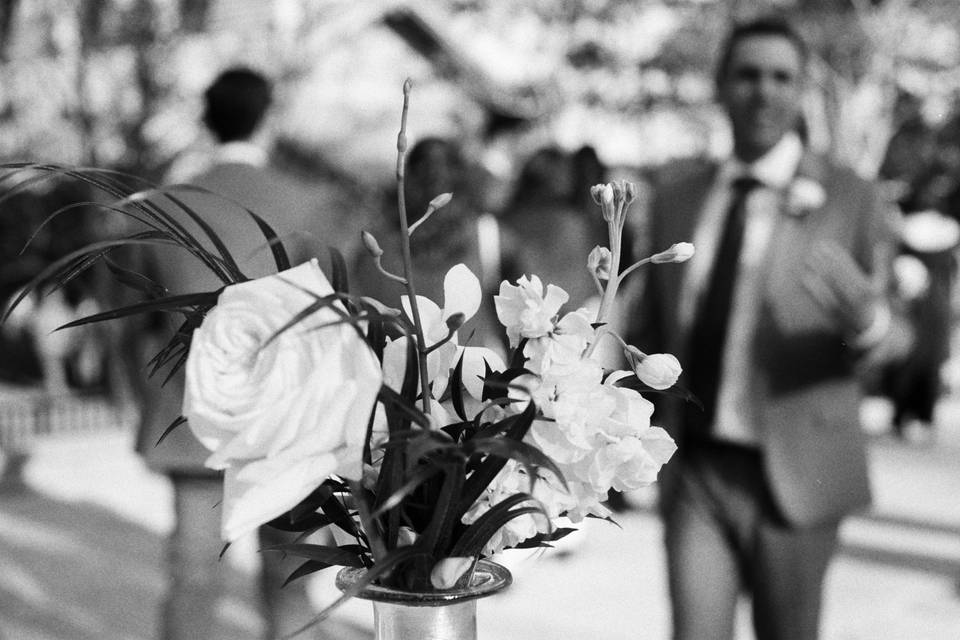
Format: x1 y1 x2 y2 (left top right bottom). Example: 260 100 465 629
416 457 465 558
450 352 468 422
320 493 360 539
129 184 248 282
465 437 568 492
369 464 443 520
0 164 235 284
103 256 168 298
455 401 537 518
290 484 336 522
611 374 701 407
265 512 332 533
2 235 190 324
259 293 342 349
260 543 365 568
450 492 549 557
511 527 578 549
400 326 420 404
377 385 430 429
154 416 186 446
329 246 349 295
282 560 329 587
283 545 427 639
56 291 221 330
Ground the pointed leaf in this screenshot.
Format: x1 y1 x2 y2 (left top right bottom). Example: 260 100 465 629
283 545 427 638
103 257 167 298
465 437 567 492
369 464 443 520
450 352 467 422
282 560 329 587
329 246 349 295
261 543 365 568
155 416 187 446
450 492 549 557
57 291 221 330
456 401 537 518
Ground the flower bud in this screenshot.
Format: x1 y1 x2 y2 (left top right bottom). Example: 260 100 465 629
624 347 682 390
397 526 418 548
361 230 384 257
429 192 453 210
611 181 621 200
624 181 637 204
445 312 465 332
600 184 615 221
587 246 612 280
590 184 606 205
359 296 401 317
650 242 695 264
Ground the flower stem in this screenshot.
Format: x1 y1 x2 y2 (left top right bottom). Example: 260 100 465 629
394 79 431 415
595 202 623 325
617 256 651 282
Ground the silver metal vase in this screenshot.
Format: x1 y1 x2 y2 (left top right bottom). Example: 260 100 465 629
335 559 512 640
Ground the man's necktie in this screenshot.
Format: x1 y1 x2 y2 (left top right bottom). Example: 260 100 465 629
684 176 762 437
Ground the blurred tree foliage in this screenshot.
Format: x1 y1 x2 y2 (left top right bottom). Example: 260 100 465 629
0 0 958 179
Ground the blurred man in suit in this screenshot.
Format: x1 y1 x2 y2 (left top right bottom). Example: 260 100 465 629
632 17 911 640
137 67 349 640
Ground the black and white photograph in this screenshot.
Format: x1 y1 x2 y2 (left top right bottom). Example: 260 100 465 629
1 1 959 639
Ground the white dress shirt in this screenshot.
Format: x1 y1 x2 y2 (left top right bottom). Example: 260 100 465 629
682 132 804 445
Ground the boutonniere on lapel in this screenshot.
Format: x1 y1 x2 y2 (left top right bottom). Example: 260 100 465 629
784 176 826 218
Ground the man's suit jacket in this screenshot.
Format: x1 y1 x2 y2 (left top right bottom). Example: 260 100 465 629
635 152 903 527
135 160 359 472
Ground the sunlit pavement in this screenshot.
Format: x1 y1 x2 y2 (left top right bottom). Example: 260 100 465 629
1 396 959 640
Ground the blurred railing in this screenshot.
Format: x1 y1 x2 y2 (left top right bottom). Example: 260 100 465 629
0 385 134 454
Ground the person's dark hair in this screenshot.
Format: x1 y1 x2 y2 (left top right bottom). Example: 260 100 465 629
507 146 571 210
714 16 808 88
570 145 606 210
404 137 469 220
202 67 272 143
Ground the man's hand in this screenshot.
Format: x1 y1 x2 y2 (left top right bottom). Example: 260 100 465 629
801 240 877 335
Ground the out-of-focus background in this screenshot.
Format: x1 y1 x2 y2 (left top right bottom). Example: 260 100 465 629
2 1 960 639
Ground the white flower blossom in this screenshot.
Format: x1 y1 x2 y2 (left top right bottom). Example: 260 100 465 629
495 275 569 347
587 246 612 279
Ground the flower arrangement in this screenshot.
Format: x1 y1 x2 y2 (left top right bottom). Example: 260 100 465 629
1 82 690 637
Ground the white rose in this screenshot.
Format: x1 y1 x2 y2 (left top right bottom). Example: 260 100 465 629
183 259 383 541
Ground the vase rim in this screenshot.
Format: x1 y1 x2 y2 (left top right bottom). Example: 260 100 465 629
335 558 512 606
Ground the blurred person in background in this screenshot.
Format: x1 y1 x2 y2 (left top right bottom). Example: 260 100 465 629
881 211 959 441
132 66 348 640
571 144 608 214
353 136 506 352
499 145 607 312
877 109 960 441
630 16 911 640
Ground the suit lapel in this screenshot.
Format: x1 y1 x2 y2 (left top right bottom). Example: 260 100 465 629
756 151 846 345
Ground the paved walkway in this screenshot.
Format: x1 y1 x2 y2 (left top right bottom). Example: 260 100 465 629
1 396 959 639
